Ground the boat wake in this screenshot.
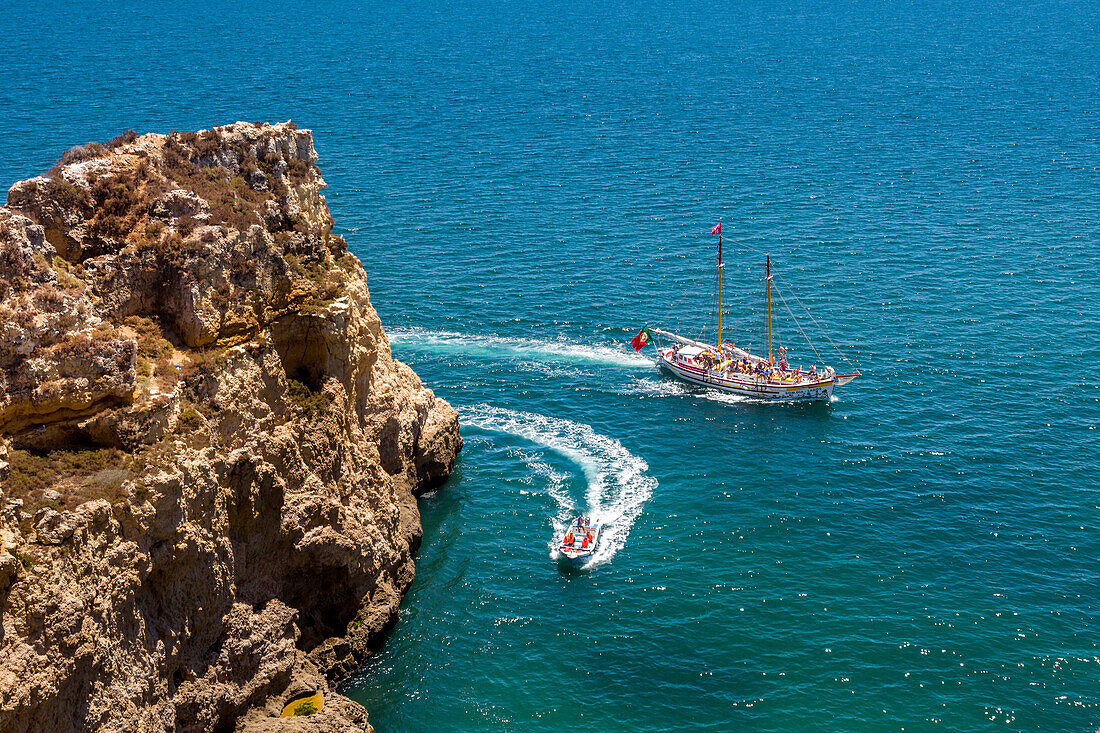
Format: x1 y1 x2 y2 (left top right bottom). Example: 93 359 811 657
461 404 657 569
387 327 652 368
511 447 577 517
627 377 751 404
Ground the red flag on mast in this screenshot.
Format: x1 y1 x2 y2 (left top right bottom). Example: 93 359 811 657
711 222 722 236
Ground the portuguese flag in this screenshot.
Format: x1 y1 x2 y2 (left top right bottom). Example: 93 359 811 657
631 327 655 352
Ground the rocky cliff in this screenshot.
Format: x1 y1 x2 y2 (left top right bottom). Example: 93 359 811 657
0 122 461 732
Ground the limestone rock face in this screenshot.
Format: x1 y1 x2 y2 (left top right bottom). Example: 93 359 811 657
0 123 461 732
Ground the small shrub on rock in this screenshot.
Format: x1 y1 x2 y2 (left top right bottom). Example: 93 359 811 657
48 179 91 210
59 142 108 165
178 407 202 427
286 378 330 415
285 157 310 179
106 130 138 148
292 700 318 716
5 448 133 509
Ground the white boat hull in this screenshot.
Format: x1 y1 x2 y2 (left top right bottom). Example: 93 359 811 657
559 518 602 564
657 352 834 402
559 548 595 564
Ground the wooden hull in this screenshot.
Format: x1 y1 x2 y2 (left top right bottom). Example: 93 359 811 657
657 353 834 402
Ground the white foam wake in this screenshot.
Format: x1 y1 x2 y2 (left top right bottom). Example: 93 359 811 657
626 377 751 404
511 447 577 517
462 404 657 568
387 327 653 368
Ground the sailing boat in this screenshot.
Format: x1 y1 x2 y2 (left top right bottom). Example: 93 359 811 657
631 223 860 402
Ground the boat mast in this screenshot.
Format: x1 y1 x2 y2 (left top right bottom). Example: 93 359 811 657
765 254 773 364
717 229 723 348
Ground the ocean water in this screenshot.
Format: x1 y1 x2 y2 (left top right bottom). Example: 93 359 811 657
3 0 1100 730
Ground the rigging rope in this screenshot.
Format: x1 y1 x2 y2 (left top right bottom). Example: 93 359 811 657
723 239 771 258
772 281 826 365
654 267 704 343
652 257 721 346
649 236 857 368
774 273 859 371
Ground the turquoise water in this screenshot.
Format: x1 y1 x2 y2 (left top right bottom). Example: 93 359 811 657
4 0 1100 730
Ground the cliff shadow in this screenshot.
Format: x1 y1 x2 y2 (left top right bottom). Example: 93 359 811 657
270 313 331 393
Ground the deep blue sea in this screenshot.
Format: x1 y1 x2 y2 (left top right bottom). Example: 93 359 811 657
4 0 1100 730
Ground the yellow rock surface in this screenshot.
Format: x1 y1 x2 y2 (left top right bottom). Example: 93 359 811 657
280 691 324 717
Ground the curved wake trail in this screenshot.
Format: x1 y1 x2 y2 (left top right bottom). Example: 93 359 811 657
387 327 652 368
511 447 577 518
461 404 657 568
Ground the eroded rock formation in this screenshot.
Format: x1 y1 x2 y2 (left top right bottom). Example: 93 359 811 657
0 122 461 732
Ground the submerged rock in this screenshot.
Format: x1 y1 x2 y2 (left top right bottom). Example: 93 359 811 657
0 122 461 732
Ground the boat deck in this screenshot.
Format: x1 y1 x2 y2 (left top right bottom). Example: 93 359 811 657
659 346 833 388
561 518 601 559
